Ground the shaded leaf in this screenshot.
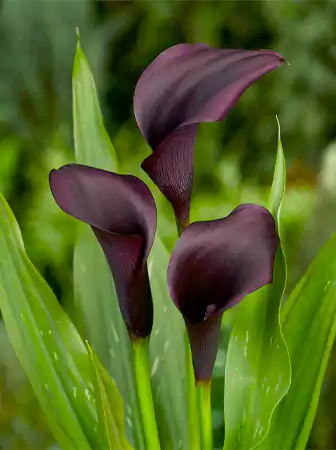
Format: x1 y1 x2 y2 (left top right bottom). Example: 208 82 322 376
223 120 291 450
86 344 133 450
258 233 336 450
148 237 187 449
72 36 144 448
0 193 96 449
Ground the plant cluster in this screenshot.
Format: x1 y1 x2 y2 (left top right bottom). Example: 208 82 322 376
0 37 335 450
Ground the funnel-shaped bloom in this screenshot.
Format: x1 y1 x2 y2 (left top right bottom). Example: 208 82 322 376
50 164 156 339
168 204 279 381
134 44 284 231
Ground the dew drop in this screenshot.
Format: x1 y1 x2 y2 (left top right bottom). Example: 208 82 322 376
126 416 133 428
53 352 58 361
324 280 331 292
110 325 119 343
85 388 91 401
151 357 159 377
164 340 170 352
73 387 77 398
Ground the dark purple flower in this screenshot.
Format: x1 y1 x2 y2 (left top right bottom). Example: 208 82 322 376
167 204 279 381
49 164 156 339
134 44 284 232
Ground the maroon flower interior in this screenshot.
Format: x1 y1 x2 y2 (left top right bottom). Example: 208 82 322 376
50 164 157 338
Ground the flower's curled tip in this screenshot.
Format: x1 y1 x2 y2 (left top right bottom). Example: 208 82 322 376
168 203 279 380
134 43 284 228
49 164 157 338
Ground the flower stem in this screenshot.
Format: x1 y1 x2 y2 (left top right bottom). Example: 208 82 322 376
197 380 213 450
185 332 201 450
132 338 160 450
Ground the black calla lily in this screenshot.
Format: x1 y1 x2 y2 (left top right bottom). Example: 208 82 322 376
50 164 157 339
168 204 279 380
134 44 284 231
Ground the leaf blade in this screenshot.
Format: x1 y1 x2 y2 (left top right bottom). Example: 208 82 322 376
86 343 133 450
223 119 291 450
258 233 336 450
148 237 188 449
72 37 144 448
0 193 96 449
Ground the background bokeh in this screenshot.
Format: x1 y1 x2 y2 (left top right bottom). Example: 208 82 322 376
1 0 336 448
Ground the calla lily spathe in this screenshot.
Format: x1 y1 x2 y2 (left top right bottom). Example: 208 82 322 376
50 164 156 339
134 44 284 231
168 204 279 380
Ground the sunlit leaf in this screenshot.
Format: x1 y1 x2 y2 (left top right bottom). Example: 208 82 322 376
72 36 144 448
86 344 133 450
223 119 291 450
148 237 187 449
0 193 96 449
258 233 336 450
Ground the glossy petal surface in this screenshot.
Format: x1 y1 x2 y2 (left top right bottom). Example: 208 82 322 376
168 204 279 323
135 44 284 224
168 204 279 380
50 164 156 338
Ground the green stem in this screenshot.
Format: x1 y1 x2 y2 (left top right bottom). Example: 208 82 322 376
197 380 213 450
132 338 160 450
185 332 201 450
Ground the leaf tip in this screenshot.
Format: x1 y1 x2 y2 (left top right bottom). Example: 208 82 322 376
275 115 281 141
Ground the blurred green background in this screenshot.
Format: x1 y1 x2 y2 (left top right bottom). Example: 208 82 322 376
1 0 336 448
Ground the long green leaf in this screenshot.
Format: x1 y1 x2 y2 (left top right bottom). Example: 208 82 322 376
148 237 188 449
258 233 336 450
0 193 96 449
223 119 291 450
72 36 144 448
87 344 133 450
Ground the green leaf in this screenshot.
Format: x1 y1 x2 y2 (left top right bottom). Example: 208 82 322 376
86 344 133 450
0 193 96 449
223 119 291 450
148 237 188 449
72 36 144 448
258 233 336 450
72 31 117 169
